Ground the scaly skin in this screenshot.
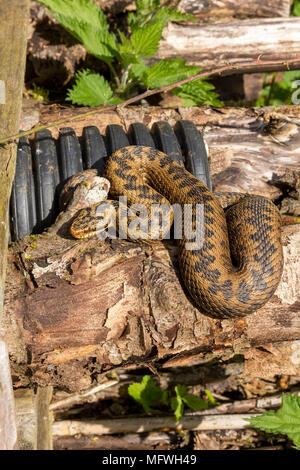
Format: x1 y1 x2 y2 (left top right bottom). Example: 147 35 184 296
70 146 283 319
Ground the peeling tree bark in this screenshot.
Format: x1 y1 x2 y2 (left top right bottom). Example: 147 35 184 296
3 104 300 392
152 18 300 71
2 199 300 392
178 0 291 20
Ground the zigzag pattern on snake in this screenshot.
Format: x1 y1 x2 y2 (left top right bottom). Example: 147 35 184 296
70 145 284 319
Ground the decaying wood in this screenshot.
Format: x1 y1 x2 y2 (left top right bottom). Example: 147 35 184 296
154 18 300 71
2 104 299 392
178 0 290 20
3 223 300 392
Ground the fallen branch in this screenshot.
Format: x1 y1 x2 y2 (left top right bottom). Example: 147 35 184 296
52 414 258 436
49 380 119 411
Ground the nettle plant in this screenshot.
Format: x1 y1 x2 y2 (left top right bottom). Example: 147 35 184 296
128 375 219 422
38 0 223 107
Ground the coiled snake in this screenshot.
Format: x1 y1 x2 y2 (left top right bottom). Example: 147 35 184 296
69 145 283 319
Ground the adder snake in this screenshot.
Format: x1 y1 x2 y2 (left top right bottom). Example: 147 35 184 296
69 145 283 319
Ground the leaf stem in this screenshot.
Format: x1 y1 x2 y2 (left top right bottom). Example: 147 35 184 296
107 62 121 89
266 72 277 106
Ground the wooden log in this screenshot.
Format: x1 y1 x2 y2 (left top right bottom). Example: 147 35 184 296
3 223 300 392
0 0 29 320
178 0 291 20
3 104 299 392
35 103 300 200
153 18 300 71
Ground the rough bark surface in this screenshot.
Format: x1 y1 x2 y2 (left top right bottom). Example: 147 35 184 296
35 103 300 200
154 18 300 70
178 0 291 20
3 104 300 392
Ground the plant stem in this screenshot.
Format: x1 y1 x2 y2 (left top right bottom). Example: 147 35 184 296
120 64 132 95
266 71 277 106
107 62 120 89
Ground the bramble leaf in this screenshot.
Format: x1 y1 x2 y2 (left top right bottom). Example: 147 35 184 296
154 7 197 25
247 393 300 450
173 79 223 107
130 61 148 80
291 0 300 16
131 21 165 58
38 0 109 30
66 70 122 106
142 58 200 89
38 0 117 62
129 0 197 32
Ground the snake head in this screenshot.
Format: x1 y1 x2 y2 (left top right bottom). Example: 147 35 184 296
70 200 120 240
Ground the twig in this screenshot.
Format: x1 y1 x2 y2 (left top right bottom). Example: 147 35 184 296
49 380 119 411
1 56 300 145
52 414 258 436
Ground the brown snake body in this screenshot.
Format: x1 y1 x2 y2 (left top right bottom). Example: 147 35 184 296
70 146 283 319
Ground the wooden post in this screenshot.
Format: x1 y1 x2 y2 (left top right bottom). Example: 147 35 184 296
0 0 32 450
0 0 29 320
14 387 53 450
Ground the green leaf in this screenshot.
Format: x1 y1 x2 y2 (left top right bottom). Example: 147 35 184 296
130 61 148 80
27 83 49 102
173 78 223 107
291 0 300 16
128 375 166 414
247 393 300 450
135 0 160 13
175 384 209 412
116 31 140 67
143 58 200 89
129 1 197 32
38 0 118 62
171 395 184 422
131 21 165 58
182 393 209 411
154 7 198 24
66 70 121 106
256 71 300 106
204 389 220 406
38 0 109 30
129 0 160 31
52 14 117 62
